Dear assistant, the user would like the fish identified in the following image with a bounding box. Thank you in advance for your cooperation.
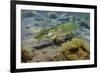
[34,22,79,40]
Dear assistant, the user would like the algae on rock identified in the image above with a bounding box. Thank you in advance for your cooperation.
[58,38,90,60]
[21,48,34,62]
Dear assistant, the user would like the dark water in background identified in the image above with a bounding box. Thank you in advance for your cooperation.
[21,10,90,47]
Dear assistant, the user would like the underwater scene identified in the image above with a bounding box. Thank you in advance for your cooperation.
[21,10,90,63]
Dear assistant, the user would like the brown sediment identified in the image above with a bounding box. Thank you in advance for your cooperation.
[21,38,90,62]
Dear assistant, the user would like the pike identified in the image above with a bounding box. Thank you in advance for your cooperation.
[35,22,79,40]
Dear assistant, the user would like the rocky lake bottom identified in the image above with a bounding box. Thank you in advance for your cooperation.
[21,10,90,63]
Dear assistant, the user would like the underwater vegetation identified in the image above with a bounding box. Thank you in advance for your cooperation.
[59,38,90,60]
[40,38,90,61]
[21,10,90,62]
[21,48,33,62]
[21,38,90,62]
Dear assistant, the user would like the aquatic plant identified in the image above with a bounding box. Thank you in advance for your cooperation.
[21,48,33,62]
[59,38,90,60]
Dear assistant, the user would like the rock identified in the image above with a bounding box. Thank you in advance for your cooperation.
[79,20,90,29]
[33,40,53,49]
[48,13,58,19]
